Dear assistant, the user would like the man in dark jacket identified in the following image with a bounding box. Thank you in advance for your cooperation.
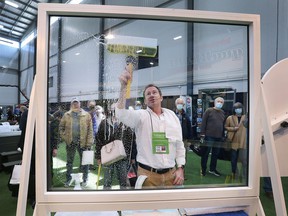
[200,97,225,177]
[18,106,28,151]
[175,97,192,179]
[175,97,192,144]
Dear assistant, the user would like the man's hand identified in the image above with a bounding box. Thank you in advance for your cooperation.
[173,167,185,185]
[117,67,132,109]
[119,67,132,88]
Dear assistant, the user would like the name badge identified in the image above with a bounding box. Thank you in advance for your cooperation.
[152,132,169,154]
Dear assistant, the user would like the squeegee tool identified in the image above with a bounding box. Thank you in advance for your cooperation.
[106,35,157,98]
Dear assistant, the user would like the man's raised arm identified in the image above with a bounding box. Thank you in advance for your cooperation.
[117,67,131,109]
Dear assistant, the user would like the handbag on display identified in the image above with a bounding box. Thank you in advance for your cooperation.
[81,148,94,165]
[101,139,127,166]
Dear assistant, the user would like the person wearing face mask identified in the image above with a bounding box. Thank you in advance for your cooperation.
[175,98,192,149]
[200,97,225,177]
[175,97,192,180]
[225,102,247,179]
[115,67,186,188]
[134,101,142,110]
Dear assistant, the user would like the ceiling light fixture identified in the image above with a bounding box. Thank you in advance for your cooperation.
[0,37,19,48]
[5,0,19,8]
[173,35,182,40]
[105,34,114,39]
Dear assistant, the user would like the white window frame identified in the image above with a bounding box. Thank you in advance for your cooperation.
[23,3,261,215]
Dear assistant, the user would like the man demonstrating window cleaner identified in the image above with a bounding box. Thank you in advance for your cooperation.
[116,67,186,188]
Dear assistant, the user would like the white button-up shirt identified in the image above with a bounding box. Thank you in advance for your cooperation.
[116,107,185,169]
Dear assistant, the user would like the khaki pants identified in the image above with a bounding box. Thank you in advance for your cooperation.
[138,166,176,188]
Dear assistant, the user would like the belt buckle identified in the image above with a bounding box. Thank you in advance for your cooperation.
[150,168,157,173]
[151,168,157,173]
[156,168,163,174]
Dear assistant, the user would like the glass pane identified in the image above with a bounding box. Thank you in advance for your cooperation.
[47,15,249,191]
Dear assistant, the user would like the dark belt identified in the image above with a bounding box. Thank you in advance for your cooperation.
[138,163,173,174]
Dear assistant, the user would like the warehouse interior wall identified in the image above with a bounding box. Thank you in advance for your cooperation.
[0,0,288,105]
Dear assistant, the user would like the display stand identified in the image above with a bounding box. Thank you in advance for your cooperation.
[15,3,267,216]
[260,58,288,216]
[16,75,37,216]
